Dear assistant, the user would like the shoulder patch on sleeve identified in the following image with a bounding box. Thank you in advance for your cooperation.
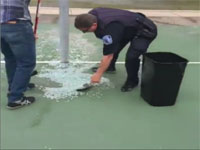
[102,35,113,45]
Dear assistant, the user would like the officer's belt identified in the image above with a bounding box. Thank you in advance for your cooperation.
[136,13,155,31]
[135,13,157,39]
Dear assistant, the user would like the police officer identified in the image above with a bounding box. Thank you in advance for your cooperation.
[75,7,157,92]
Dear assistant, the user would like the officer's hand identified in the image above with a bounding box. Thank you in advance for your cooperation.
[91,73,101,83]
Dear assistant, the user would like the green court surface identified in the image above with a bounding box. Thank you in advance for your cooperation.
[1,23,200,149]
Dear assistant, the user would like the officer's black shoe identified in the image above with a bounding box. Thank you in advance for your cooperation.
[91,66,116,73]
[121,80,138,92]
[27,83,35,90]
[106,67,116,73]
[7,96,35,110]
[91,67,98,72]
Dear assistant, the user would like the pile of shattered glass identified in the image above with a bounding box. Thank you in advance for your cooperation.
[37,30,113,101]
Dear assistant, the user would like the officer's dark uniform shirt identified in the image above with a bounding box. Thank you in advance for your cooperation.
[90,8,157,56]
[95,21,138,56]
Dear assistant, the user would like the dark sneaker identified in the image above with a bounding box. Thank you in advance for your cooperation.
[31,70,38,76]
[121,81,138,92]
[27,83,35,90]
[7,96,35,110]
[91,66,116,73]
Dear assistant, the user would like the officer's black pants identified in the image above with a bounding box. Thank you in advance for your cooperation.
[109,36,156,83]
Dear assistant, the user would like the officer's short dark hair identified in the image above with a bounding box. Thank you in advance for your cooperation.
[75,14,97,29]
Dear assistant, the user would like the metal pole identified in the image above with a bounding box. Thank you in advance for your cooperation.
[59,0,69,63]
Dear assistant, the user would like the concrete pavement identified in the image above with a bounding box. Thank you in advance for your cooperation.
[29,7,200,25]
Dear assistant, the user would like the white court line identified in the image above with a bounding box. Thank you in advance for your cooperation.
[1,60,200,64]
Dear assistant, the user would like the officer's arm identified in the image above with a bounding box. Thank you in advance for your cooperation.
[91,22,123,83]
[91,54,113,83]
[97,54,114,75]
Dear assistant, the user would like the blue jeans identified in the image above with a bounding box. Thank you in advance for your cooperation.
[1,21,36,102]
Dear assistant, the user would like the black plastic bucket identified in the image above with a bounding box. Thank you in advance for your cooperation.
[141,52,188,106]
